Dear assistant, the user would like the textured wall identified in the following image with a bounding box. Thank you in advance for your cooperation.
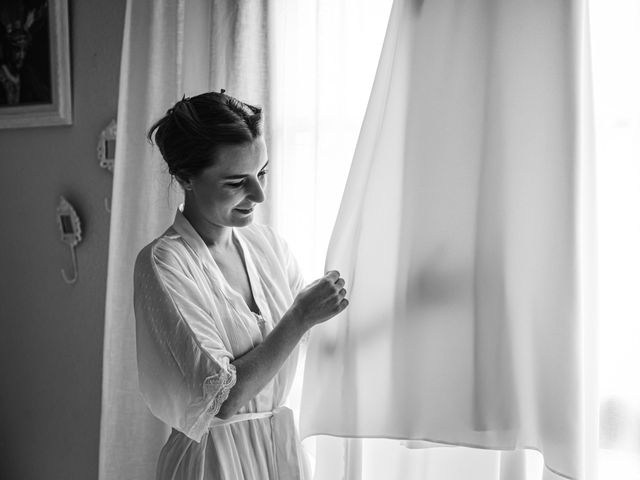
[0,0,126,478]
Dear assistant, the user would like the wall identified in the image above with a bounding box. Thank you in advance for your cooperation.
[0,0,126,478]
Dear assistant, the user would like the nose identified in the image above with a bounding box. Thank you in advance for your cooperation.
[247,177,265,204]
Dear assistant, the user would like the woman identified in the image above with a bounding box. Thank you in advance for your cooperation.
[134,90,348,479]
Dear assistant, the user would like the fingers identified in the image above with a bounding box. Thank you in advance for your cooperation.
[326,271,346,290]
[324,271,350,312]
[326,272,347,294]
[325,270,340,282]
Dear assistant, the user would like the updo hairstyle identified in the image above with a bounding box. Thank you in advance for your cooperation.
[147,90,263,183]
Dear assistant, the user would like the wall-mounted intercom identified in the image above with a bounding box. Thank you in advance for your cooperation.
[57,196,82,284]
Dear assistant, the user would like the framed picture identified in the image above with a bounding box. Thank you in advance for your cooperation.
[0,0,71,129]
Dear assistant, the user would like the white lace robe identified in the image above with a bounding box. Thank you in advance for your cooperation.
[134,210,308,479]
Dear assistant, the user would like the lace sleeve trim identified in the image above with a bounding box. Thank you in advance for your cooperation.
[204,364,237,417]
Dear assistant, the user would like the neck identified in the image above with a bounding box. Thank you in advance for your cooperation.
[181,198,234,250]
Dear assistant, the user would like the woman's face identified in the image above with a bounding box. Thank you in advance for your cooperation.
[182,136,268,229]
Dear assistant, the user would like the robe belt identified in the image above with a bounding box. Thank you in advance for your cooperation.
[209,406,302,479]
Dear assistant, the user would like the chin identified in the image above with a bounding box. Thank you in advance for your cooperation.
[235,217,254,227]
[231,212,255,227]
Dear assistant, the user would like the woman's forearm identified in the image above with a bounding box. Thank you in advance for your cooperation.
[217,308,307,418]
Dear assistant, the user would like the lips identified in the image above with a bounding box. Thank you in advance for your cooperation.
[235,206,254,213]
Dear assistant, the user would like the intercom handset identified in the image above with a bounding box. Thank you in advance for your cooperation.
[57,196,82,284]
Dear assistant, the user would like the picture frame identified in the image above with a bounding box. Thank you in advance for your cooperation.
[0,0,71,129]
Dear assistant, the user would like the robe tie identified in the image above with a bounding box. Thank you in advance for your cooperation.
[209,406,302,479]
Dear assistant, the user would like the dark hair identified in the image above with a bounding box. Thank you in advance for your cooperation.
[147,90,263,182]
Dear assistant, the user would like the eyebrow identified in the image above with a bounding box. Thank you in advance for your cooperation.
[222,160,269,180]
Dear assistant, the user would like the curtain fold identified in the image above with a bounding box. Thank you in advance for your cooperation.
[98,3,186,478]
[98,2,271,479]
[300,0,595,479]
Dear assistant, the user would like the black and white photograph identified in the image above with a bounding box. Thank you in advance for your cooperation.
[0,0,51,106]
[0,1,638,479]
[0,0,70,128]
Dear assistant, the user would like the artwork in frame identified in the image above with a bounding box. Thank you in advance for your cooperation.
[0,0,71,129]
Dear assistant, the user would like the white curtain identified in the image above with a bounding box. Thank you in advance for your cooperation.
[299,1,596,479]
[266,0,393,440]
[590,0,640,477]
[98,2,271,479]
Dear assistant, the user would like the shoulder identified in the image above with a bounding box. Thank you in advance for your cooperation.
[135,229,194,279]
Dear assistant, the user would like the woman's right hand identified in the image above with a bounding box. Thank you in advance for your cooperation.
[290,270,349,330]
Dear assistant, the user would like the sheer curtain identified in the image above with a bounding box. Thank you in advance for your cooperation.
[98,2,271,479]
[268,0,393,276]
[293,0,596,479]
[285,1,640,479]
[590,1,640,478]
[266,0,393,450]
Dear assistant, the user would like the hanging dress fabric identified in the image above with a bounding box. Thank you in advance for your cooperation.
[300,0,592,479]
